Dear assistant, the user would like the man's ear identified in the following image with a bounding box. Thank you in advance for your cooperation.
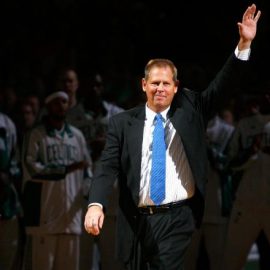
[142,78,146,92]
[174,80,179,93]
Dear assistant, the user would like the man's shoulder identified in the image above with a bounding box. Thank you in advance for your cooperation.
[65,123,84,138]
[105,105,145,133]
[24,124,47,145]
[29,122,46,134]
[0,112,16,130]
[172,88,200,110]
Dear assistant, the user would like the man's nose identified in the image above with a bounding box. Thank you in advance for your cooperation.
[157,83,164,91]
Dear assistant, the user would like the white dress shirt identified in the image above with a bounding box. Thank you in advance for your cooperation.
[138,105,195,206]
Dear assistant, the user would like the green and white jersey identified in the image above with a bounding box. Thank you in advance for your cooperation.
[0,112,18,173]
[22,121,92,235]
[0,112,21,219]
[38,102,95,155]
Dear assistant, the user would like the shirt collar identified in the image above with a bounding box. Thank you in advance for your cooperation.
[45,121,74,138]
[145,103,170,123]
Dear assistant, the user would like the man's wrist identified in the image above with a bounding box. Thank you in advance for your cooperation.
[88,203,103,210]
[234,46,251,61]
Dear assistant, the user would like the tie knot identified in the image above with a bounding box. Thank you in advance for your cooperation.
[155,113,164,124]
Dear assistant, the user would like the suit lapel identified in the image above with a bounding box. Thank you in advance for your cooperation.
[126,107,145,200]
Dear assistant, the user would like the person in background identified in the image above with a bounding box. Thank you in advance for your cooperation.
[0,112,21,270]
[56,67,99,270]
[83,72,124,163]
[21,91,92,270]
[184,107,235,270]
[222,96,270,270]
[38,68,95,153]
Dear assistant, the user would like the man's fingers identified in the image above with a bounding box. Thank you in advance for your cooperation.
[245,4,261,23]
[84,217,100,235]
[99,214,104,229]
[84,217,92,232]
[91,218,100,235]
[254,10,261,23]
[84,207,104,236]
[84,205,104,234]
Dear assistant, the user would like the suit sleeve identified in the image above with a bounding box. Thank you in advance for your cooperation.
[200,54,250,122]
[88,116,121,210]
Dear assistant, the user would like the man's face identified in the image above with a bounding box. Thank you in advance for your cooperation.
[47,97,69,120]
[21,104,35,128]
[142,66,178,112]
[93,73,104,96]
[61,70,79,96]
[26,96,40,116]
[221,110,234,125]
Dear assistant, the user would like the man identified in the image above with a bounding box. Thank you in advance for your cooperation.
[83,72,125,162]
[56,68,103,270]
[221,97,270,270]
[85,4,260,269]
[22,91,92,270]
[38,68,95,154]
[0,112,21,270]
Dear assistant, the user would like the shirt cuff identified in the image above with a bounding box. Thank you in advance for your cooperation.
[234,46,251,61]
[88,203,103,209]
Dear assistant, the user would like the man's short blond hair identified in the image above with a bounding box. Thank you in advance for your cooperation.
[144,59,178,82]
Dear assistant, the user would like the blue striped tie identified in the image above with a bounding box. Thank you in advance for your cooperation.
[150,113,166,205]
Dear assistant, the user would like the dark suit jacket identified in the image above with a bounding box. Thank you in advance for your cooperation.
[88,53,249,262]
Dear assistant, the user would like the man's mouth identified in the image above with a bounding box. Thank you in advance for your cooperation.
[155,95,166,99]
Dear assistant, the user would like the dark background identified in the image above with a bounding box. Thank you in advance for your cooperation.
[0,0,269,107]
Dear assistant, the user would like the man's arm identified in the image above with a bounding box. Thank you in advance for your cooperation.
[84,116,121,236]
[200,4,261,122]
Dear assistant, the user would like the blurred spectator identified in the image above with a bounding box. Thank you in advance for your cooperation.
[184,107,235,270]
[56,67,98,270]
[0,86,19,123]
[24,93,41,118]
[219,107,235,126]
[82,72,124,270]
[16,102,37,152]
[38,67,96,155]
[83,72,124,162]
[0,112,21,270]
[222,97,270,270]
[57,68,80,109]
[21,91,93,270]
